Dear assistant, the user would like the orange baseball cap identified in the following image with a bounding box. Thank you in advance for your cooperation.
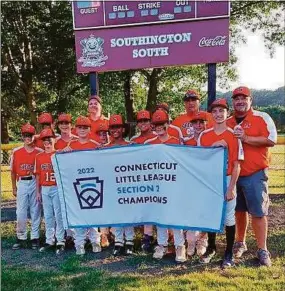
[137,110,151,121]
[38,113,53,124]
[21,123,36,135]
[94,120,109,132]
[156,102,170,113]
[109,114,124,127]
[232,86,251,98]
[75,116,91,127]
[210,98,229,111]
[191,111,208,122]
[58,113,72,123]
[40,128,55,140]
[88,95,102,104]
[151,110,169,124]
[184,89,200,101]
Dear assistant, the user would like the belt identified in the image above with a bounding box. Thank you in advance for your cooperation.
[20,176,33,181]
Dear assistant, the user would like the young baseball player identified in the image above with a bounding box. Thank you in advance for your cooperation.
[67,116,102,255]
[145,110,186,263]
[11,124,42,250]
[55,113,77,150]
[35,129,65,254]
[106,114,134,256]
[34,113,54,149]
[198,99,242,268]
[184,112,208,258]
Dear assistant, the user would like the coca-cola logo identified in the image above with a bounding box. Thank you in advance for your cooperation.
[199,36,227,47]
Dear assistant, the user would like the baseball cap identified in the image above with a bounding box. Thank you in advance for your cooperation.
[58,113,72,123]
[232,86,251,99]
[184,89,200,101]
[40,128,56,140]
[137,110,151,121]
[75,116,91,127]
[191,111,208,122]
[38,113,53,124]
[151,110,169,125]
[88,95,102,104]
[21,123,36,135]
[109,114,124,127]
[94,120,109,132]
[156,102,170,113]
[210,98,229,111]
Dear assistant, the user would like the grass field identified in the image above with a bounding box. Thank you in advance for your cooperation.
[1,145,285,290]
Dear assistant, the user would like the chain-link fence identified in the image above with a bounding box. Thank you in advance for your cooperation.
[1,142,285,200]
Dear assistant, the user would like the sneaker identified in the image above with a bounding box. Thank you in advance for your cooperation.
[31,239,40,250]
[12,239,26,250]
[92,242,102,253]
[233,242,248,258]
[65,236,75,249]
[125,243,134,256]
[175,245,187,263]
[196,238,208,256]
[76,245,85,255]
[39,243,55,252]
[141,235,155,253]
[153,245,167,260]
[221,251,235,269]
[257,249,272,267]
[200,248,216,264]
[187,242,196,257]
[113,243,124,256]
[56,242,65,255]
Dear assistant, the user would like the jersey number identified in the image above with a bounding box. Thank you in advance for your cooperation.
[45,172,55,182]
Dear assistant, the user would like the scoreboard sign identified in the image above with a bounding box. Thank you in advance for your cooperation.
[73,1,230,73]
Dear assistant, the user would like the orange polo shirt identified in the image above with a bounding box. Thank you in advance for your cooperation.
[69,140,98,150]
[131,132,157,144]
[199,128,239,176]
[145,136,180,145]
[35,151,56,186]
[227,109,277,176]
[10,146,43,177]
[172,111,213,138]
[55,135,78,150]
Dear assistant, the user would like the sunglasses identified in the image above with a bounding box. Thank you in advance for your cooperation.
[22,133,33,138]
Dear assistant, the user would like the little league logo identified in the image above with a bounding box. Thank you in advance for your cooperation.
[73,177,103,209]
[78,35,108,68]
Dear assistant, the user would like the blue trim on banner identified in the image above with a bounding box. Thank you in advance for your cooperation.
[81,183,96,189]
[54,154,70,227]
[219,147,228,232]
[67,222,223,233]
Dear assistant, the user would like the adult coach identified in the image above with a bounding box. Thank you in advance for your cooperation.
[227,86,277,266]
[172,89,213,139]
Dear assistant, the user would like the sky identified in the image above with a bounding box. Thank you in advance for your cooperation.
[227,31,284,92]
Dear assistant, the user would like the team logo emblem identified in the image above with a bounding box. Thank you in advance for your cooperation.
[73,177,104,209]
[78,35,108,68]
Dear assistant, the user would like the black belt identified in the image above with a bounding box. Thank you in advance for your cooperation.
[20,176,33,180]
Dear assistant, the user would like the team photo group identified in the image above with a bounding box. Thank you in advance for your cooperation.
[10,85,277,269]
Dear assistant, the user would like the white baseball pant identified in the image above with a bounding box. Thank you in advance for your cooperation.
[16,178,41,240]
[41,186,65,245]
[74,228,101,248]
[112,227,134,245]
[224,175,236,227]
[157,227,185,247]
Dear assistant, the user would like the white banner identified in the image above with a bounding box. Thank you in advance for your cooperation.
[52,144,227,232]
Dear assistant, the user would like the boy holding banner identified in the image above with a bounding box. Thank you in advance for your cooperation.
[145,110,186,263]
[35,128,65,254]
[69,116,102,255]
[106,114,134,256]
[198,99,242,268]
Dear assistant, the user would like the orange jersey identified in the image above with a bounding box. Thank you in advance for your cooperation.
[88,115,109,142]
[168,124,183,143]
[184,137,197,146]
[227,109,277,176]
[145,136,180,145]
[35,151,56,186]
[172,111,213,137]
[55,135,78,150]
[130,132,157,144]
[69,140,98,150]
[198,128,239,176]
[10,146,42,177]
[105,139,129,147]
